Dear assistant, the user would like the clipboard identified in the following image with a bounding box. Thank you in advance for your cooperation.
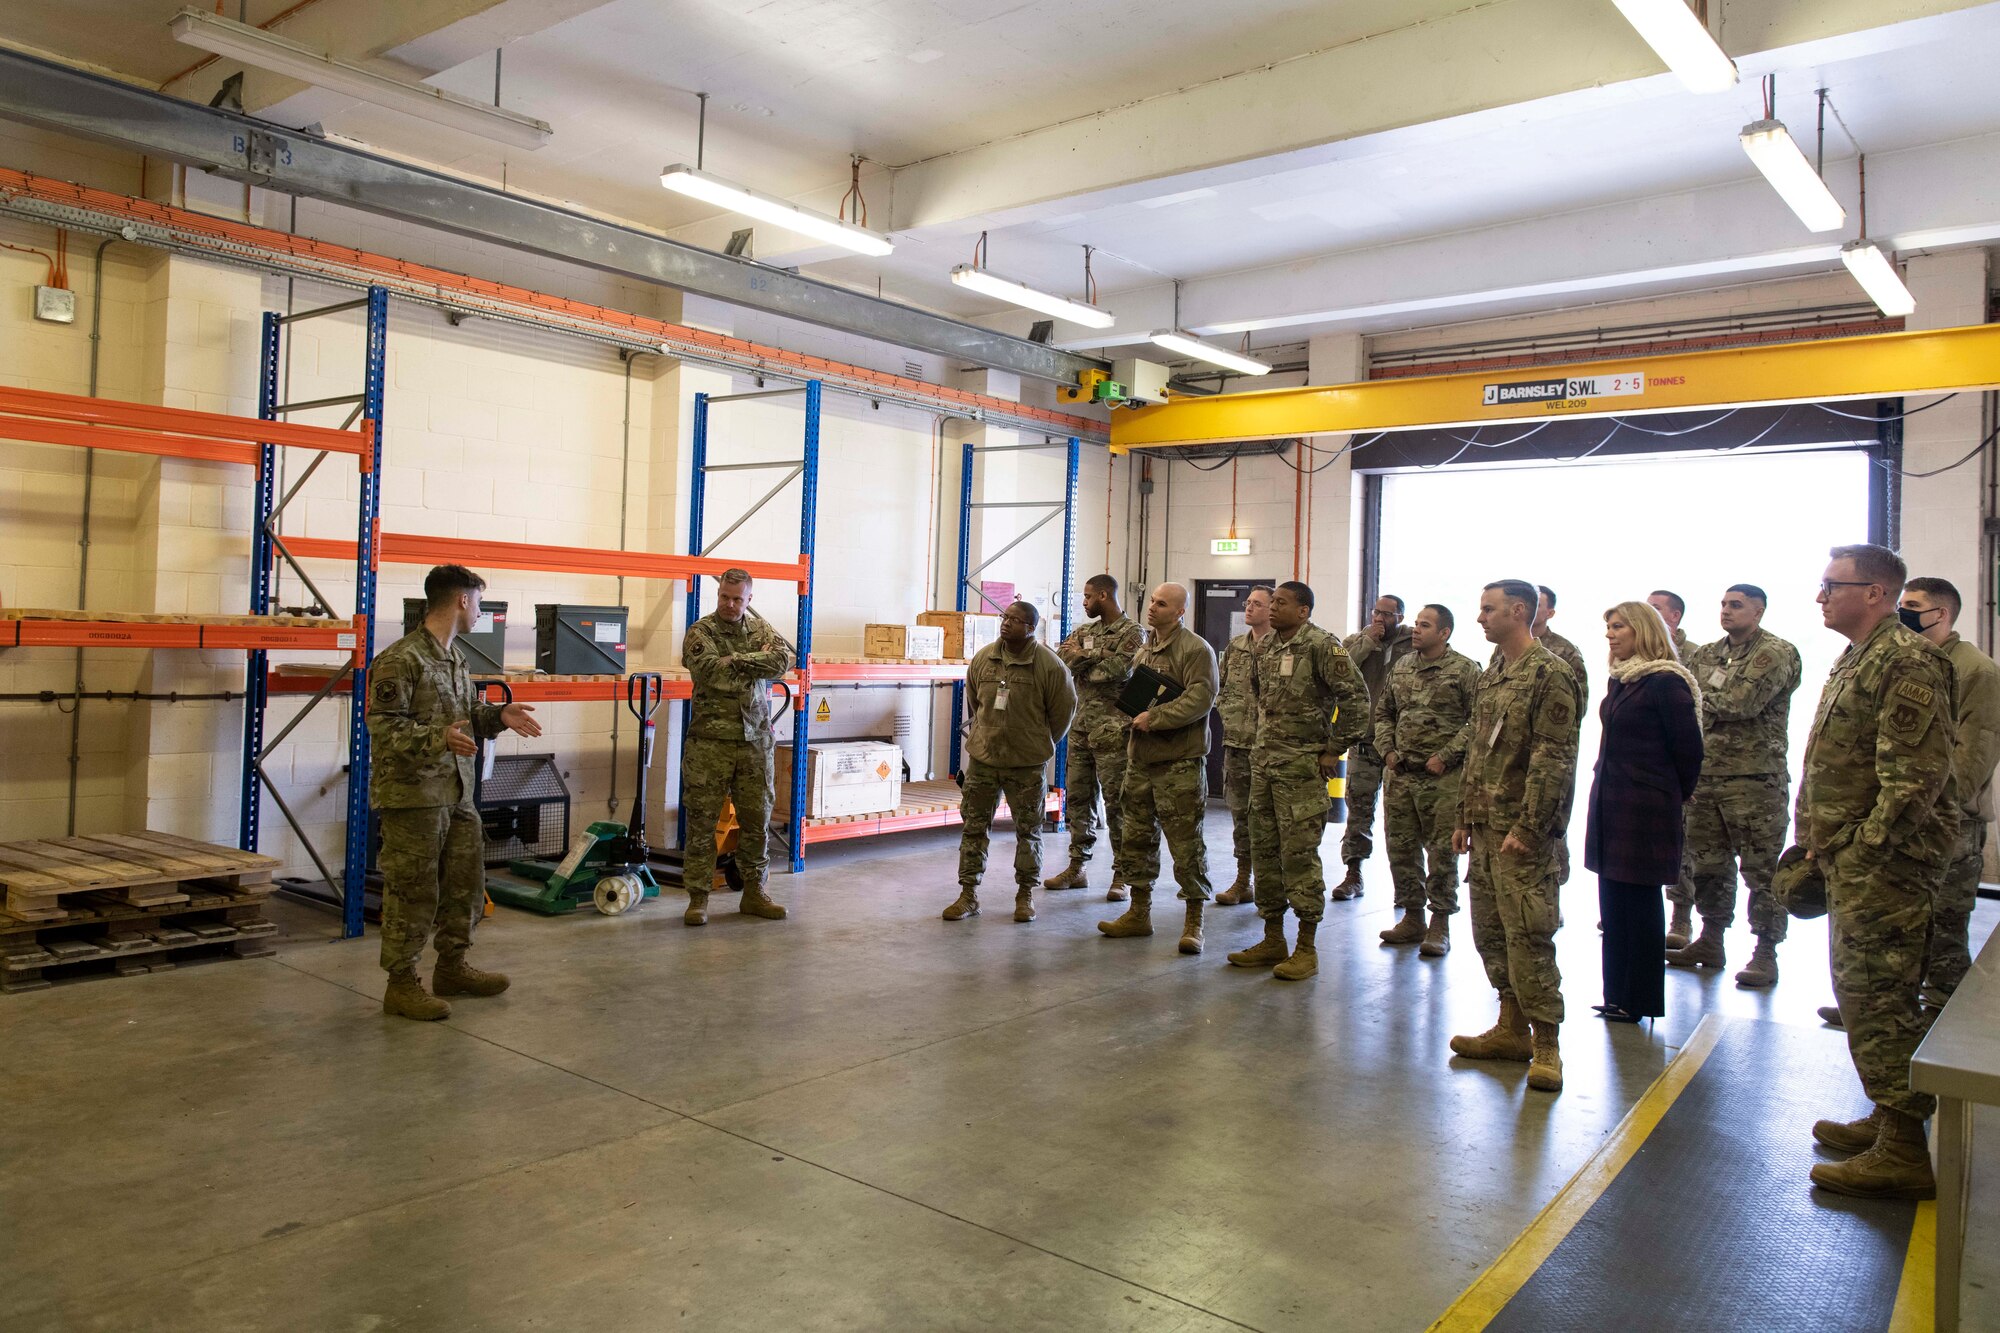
[1116,662,1183,717]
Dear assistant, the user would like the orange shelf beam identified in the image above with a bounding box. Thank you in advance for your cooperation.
[284,533,810,589]
[467,674,804,706]
[800,792,1062,845]
[0,385,374,462]
[4,618,360,654]
[809,661,968,684]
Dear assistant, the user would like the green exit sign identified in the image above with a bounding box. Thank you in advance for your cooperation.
[1210,537,1253,556]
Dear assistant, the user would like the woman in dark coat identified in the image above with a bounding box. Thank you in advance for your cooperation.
[1584,600,1704,1021]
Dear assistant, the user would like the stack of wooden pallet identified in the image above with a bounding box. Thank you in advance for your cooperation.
[0,832,281,993]
[0,608,341,627]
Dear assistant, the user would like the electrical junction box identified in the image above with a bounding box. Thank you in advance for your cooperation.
[404,597,508,674]
[34,285,75,324]
[1112,357,1171,405]
[535,604,628,674]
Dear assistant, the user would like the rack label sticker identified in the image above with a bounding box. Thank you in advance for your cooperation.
[1481,370,1648,408]
[338,633,357,648]
[594,621,624,644]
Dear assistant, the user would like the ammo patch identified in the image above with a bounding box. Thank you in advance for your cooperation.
[1894,679,1934,708]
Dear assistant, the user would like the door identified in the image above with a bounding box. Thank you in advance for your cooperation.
[1194,577,1280,794]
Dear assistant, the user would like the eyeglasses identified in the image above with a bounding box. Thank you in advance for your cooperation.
[1818,579,1877,596]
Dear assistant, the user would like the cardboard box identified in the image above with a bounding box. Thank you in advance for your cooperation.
[776,741,904,819]
[917,610,1001,660]
[864,623,945,661]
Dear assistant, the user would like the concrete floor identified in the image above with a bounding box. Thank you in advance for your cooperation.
[3,806,1995,1332]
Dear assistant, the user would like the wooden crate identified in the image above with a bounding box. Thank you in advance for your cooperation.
[0,831,278,922]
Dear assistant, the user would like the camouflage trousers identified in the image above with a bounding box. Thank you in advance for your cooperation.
[1251,749,1331,922]
[1924,815,1984,998]
[958,758,1047,891]
[1063,730,1128,871]
[683,736,775,894]
[1825,839,1940,1119]
[1384,768,1461,915]
[378,800,485,974]
[1339,743,1385,865]
[1466,824,1565,1025]
[1222,744,1253,876]
[1118,755,1212,902]
[1673,772,1790,941]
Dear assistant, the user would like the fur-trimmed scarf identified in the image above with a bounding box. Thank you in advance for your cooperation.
[1607,654,1702,715]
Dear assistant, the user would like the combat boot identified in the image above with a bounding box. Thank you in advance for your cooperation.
[1450,994,1533,1062]
[1812,1106,1886,1154]
[1043,861,1087,891]
[1106,880,1130,902]
[684,889,710,927]
[1179,901,1204,955]
[942,889,979,921]
[434,952,509,998]
[1527,1022,1563,1092]
[383,969,450,1021]
[1272,919,1318,979]
[739,882,788,920]
[1215,869,1254,905]
[1330,862,1364,901]
[1379,908,1426,945]
[1420,911,1452,958]
[1228,915,1289,967]
[1014,889,1036,923]
[1734,937,1779,989]
[1665,920,1726,969]
[1665,902,1693,951]
[1810,1110,1936,1199]
[1817,1004,1845,1028]
[1099,886,1154,938]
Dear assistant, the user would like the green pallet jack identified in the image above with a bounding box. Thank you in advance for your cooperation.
[488,674,665,916]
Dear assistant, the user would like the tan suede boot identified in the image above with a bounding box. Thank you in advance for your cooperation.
[1450,994,1533,1062]
[1227,915,1289,967]
[1014,889,1036,923]
[739,882,787,920]
[1043,862,1087,890]
[1812,1106,1886,1154]
[434,952,509,998]
[383,969,450,1020]
[1099,886,1154,937]
[1664,902,1694,951]
[1272,919,1318,979]
[1179,900,1204,955]
[942,889,979,921]
[684,889,710,927]
[1734,938,1779,989]
[1527,1021,1563,1092]
[1419,911,1452,958]
[1330,862,1364,901]
[1810,1110,1935,1199]
[1105,881,1130,902]
[1379,908,1426,944]
[1215,869,1254,906]
[1817,1004,1845,1028]
[1665,920,1726,969]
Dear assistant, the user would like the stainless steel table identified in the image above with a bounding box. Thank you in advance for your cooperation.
[1911,923,2000,1332]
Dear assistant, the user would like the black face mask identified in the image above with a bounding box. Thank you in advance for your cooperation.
[1897,607,1934,634]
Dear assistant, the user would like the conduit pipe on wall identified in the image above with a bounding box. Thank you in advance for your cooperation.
[64,234,118,835]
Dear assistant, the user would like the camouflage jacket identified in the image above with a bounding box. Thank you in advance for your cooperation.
[1455,640,1582,848]
[1796,614,1957,866]
[366,626,505,809]
[1490,630,1591,703]
[1128,623,1220,765]
[1684,628,1801,777]
[1251,621,1371,761]
[1342,626,1416,707]
[1056,613,1142,747]
[1374,647,1480,771]
[683,609,796,747]
[1943,633,2000,821]
[964,638,1077,769]
[1217,628,1272,749]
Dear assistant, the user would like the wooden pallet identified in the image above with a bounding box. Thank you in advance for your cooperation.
[3,931,276,993]
[2,889,275,992]
[0,608,340,627]
[0,831,279,922]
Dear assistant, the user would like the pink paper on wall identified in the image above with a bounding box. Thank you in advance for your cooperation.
[978,580,1016,614]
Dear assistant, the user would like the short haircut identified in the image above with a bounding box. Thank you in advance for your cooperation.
[1537,584,1557,607]
[1830,543,1906,592]
[1649,589,1686,618]
[1246,584,1274,602]
[1006,599,1040,629]
[1486,579,1538,619]
[1905,576,1963,620]
[1277,580,1315,611]
[1085,573,1118,595]
[1379,593,1406,614]
[1726,582,1768,607]
[1607,600,1677,663]
[424,564,486,609]
[718,567,753,588]
[1421,603,1454,634]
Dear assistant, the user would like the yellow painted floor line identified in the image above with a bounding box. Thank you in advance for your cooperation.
[1427,1015,1726,1333]
[1887,1200,1936,1333]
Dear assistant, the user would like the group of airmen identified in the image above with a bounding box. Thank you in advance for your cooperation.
[372,542,1996,1200]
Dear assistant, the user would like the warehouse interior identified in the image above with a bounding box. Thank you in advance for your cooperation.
[4,2,2000,1329]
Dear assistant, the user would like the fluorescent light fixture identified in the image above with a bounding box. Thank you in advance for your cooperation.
[1840,240,1915,317]
[1608,0,1738,94]
[1740,120,1844,232]
[168,8,552,150]
[1149,330,1271,376]
[949,265,1114,328]
[660,164,894,257]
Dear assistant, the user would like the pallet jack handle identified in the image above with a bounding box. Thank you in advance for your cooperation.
[469,678,513,805]
[625,672,664,845]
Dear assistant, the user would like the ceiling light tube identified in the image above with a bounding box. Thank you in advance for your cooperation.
[660,164,893,257]
[1148,330,1270,376]
[1840,240,1915,317]
[168,8,552,150]
[1739,120,1845,232]
[1608,0,1738,94]
[949,265,1115,328]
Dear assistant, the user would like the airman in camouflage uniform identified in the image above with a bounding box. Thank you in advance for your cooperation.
[1336,595,1416,901]
[1452,579,1581,1093]
[681,569,797,926]
[1226,580,1370,981]
[1488,585,1588,886]
[1801,545,1955,1201]
[371,565,542,1020]
[1047,574,1142,900]
[944,601,1077,924]
[1374,603,1478,957]
[1215,586,1274,906]
[1668,584,1801,987]
[1099,583,1219,953]
[1899,577,2000,1004]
